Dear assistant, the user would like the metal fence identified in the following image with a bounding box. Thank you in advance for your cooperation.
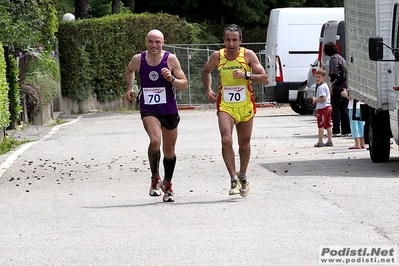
[164,43,266,105]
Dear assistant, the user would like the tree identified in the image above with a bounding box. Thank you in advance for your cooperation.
[122,0,135,12]
[303,0,344,6]
[111,0,120,14]
[133,0,270,28]
[75,0,89,18]
[0,45,10,130]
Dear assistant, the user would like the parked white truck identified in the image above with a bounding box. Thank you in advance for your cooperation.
[346,0,399,162]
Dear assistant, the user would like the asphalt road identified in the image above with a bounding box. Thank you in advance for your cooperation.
[0,106,398,265]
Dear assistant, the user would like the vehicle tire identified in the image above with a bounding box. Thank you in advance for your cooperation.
[299,91,315,115]
[368,110,391,163]
[289,101,308,115]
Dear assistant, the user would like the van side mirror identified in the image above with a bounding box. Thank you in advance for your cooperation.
[369,36,384,61]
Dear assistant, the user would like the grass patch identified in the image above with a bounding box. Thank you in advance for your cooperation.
[49,117,67,126]
[119,107,130,112]
[0,137,29,155]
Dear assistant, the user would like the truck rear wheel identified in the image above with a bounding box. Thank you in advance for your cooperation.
[299,92,315,114]
[368,110,391,163]
[289,101,308,115]
[290,89,314,115]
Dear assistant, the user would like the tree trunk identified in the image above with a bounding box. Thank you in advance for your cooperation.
[75,0,89,19]
[123,0,135,13]
[112,0,120,14]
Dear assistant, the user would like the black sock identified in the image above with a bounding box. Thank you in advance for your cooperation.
[163,155,176,183]
[148,149,160,177]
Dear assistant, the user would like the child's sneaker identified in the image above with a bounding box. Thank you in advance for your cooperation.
[149,176,162,196]
[314,141,324,147]
[162,181,175,202]
[324,141,333,147]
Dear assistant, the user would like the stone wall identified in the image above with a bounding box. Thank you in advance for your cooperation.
[60,93,135,115]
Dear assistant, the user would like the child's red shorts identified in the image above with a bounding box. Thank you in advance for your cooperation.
[317,106,332,129]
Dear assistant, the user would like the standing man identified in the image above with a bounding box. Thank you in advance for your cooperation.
[201,24,269,197]
[125,29,188,202]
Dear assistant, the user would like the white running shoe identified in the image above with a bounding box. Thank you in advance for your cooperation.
[149,176,162,197]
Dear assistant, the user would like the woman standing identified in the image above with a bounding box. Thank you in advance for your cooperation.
[323,42,351,137]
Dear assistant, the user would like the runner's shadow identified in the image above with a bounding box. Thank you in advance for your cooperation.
[84,198,241,209]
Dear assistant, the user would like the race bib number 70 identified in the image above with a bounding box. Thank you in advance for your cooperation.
[223,85,246,102]
[143,87,167,105]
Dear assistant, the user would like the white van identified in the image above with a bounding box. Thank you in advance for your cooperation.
[264,7,344,114]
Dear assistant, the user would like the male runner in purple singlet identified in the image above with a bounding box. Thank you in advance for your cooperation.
[125,29,188,202]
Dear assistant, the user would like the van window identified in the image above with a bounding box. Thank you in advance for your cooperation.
[394,4,399,49]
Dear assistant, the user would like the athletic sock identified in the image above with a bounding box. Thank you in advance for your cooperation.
[163,155,176,183]
[148,149,160,177]
[237,171,247,180]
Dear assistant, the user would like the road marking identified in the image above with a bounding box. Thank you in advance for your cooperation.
[0,117,80,178]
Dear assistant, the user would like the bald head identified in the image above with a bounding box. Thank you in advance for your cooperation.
[146,29,164,41]
[145,29,165,55]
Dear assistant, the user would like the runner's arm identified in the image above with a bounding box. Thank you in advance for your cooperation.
[166,54,188,91]
[246,50,270,85]
[202,51,219,103]
[125,54,140,101]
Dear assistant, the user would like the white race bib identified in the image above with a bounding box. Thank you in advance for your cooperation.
[223,85,246,102]
[143,87,167,105]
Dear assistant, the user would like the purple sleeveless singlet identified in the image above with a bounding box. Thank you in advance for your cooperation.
[138,51,178,115]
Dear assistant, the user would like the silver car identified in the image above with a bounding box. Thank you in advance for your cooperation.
[303,57,318,100]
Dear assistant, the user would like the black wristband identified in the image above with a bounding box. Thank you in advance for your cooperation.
[170,76,175,83]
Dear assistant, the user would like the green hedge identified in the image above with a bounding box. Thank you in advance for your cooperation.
[0,45,10,129]
[7,55,22,123]
[0,0,58,51]
[57,13,202,102]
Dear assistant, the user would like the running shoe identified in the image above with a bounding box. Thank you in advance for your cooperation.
[229,179,241,195]
[239,179,250,197]
[149,176,162,197]
[162,181,175,202]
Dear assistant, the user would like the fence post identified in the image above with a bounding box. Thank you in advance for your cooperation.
[186,46,191,106]
[258,50,264,102]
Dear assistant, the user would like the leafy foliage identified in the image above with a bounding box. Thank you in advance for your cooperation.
[132,0,344,27]
[22,50,60,121]
[7,55,22,123]
[24,50,61,82]
[134,0,270,28]
[89,0,111,17]
[0,0,58,51]
[0,45,10,129]
[0,136,28,155]
[56,0,75,20]
[21,84,40,117]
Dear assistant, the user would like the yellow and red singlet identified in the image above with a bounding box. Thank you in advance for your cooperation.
[217,47,255,108]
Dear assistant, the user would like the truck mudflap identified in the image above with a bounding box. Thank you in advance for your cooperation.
[363,106,392,163]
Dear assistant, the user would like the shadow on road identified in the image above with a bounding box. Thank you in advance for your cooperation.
[83,198,241,209]
[260,157,399,178]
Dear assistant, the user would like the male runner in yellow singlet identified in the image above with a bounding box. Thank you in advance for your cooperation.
[202,24,269,197]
